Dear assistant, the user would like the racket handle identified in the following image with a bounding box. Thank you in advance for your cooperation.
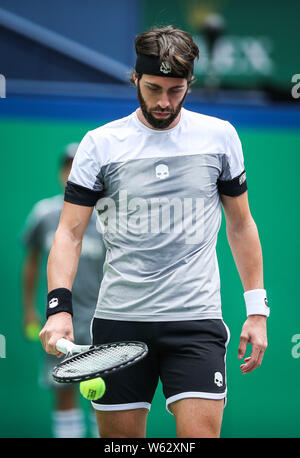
[56,338,75,355]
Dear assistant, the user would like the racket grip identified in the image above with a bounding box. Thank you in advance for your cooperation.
[56,338,75,355]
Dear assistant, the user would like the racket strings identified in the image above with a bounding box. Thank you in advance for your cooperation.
[54,343,144,379]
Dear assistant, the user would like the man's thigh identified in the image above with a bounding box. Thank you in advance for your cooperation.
[169,398,224,438]
[91,318,159,413]
[95,408,149,438]
[159,320,230,412]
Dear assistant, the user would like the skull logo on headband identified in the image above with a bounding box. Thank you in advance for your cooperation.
[135,54,187,78]
[160,61,172,74]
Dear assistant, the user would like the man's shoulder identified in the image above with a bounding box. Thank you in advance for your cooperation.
[182,108,232,148]
[89,112,136,140]
[183,108,229,130]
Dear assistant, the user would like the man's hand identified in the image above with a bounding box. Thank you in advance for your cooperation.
[238,315,268,373]
[39,312,74,357]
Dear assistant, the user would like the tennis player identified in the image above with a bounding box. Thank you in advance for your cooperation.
[22,143,106,437]
[40,26,269,438]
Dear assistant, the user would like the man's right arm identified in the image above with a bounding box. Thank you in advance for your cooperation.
[39,201,93,355]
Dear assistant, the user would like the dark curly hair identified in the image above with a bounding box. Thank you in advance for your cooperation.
[130,25,199,84]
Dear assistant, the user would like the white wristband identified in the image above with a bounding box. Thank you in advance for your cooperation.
[244,289,270,317]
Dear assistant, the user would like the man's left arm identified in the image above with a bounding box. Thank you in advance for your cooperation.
[221,191,269,374]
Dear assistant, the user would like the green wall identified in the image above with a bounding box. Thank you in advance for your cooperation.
[1,118,299,437]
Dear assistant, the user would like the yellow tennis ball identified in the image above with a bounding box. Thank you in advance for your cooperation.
[25,322,41,341]
[80,378,106,401]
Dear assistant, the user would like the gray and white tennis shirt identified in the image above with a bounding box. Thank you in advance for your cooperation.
[66,108,247,322]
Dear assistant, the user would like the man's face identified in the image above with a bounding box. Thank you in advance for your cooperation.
[135,74,188,129]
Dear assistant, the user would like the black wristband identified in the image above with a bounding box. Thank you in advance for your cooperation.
[46,288,73,319]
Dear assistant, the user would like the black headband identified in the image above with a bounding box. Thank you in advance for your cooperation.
[135,54,191,78]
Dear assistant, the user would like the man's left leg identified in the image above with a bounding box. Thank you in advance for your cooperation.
[160,320,230,438]
[169,398,224,438]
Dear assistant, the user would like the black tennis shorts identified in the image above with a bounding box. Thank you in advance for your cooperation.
[91,318,230,414]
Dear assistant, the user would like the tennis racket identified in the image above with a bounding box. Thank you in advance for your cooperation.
[52,338,148,383]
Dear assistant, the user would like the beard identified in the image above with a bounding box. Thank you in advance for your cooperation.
[137,82,188,130]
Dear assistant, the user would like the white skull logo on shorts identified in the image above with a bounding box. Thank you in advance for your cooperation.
[155,163,169,180]
[214,372,223,388]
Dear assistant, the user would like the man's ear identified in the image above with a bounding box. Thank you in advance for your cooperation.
[132,71,138,87]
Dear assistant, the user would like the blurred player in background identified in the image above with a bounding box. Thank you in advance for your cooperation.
[22,143,106,438]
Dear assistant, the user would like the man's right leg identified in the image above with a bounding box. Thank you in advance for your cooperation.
[95,408,149,438]
[91,319,159,438]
